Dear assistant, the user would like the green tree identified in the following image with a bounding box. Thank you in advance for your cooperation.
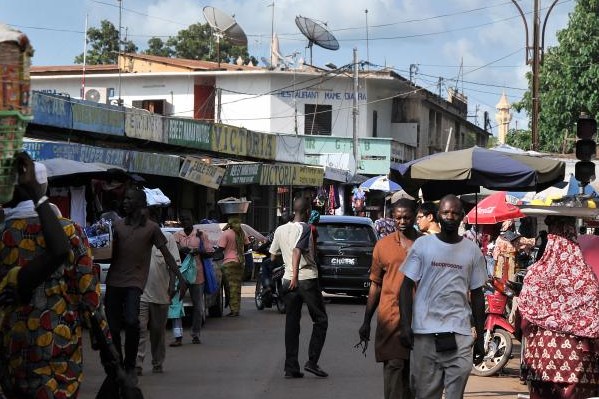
[74,20,138,64]
[144,37,173,57]
[505,128,533,150]
[513,0,599,153]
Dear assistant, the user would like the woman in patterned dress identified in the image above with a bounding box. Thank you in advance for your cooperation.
[518,215,599,399]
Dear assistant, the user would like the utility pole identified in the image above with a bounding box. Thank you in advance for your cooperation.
[117,0,122,105]
[353,48,359,175]
[511,0,560,151]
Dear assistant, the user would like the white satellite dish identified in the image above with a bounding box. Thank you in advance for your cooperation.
[203,6,248,67]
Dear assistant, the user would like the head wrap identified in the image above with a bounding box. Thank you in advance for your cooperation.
[518,217,599,338]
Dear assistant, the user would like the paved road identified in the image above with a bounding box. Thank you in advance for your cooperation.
[78,283,528,399]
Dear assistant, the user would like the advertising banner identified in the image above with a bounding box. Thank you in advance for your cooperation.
[30,92,72,129]
[125,108,165,143]
[129,152,180,177]
[222,163,261,185]
[246,130,277,160]
[71,99,125,136]
[179,156,225,189]
[275,134,305,163]
[211,123,247,156]
[259,164,323,186]
[166,118,211,149]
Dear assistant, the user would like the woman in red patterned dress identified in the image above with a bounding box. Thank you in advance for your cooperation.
[518,215,599,399]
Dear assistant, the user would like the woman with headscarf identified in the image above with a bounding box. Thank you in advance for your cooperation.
[518,215,599,399]
[492,219,535,282]
[217,216,249,317]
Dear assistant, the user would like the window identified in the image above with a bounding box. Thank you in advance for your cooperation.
[132,99,168,115]
[392,97,405,123]
[304,104,332,135]
[372,110,378,137]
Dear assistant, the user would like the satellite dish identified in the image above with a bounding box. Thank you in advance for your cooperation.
[203,6,248,67]
[295,16,339,64]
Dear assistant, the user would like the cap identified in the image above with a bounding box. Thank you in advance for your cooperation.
[33,162,47,185]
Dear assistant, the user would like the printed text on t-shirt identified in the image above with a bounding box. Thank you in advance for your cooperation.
[431,261,463,270]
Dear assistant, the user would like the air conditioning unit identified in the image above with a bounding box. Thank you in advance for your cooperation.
[84,87,109,104]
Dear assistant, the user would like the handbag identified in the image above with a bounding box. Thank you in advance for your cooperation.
[212,247,225,262]
[203,258,219,294]
[180,254,197,284]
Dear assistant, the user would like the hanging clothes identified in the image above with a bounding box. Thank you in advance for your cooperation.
[70,186,87,227]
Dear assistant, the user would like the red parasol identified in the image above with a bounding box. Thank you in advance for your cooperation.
[465,191,525,224]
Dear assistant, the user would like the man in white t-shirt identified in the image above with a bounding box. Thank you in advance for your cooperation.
[270,197,328,379]
[399,194,486,399]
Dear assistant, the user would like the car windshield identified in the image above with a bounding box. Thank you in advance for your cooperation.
[317,223,377,244]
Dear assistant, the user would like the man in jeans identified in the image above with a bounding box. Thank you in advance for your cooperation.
[270,197,328,379]
[399,195,486,399]
[104,188,186,383]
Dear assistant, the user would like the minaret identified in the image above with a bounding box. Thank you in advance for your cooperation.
[495,92,512,144]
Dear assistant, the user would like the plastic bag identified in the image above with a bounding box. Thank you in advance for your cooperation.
[203,258,218,294]
[181,254,197,284]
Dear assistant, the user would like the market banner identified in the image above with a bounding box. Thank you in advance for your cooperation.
[275,134,305,163]
[246,130,277,160]
[211,123,247,156]
[166,118,211,150]
[125,108,165,142]
[179,156,225,189]
[222,163,261,185]
[71,98,125,136]
[31,92,72,129]
[129,152,180,177]
[259,164,323,186]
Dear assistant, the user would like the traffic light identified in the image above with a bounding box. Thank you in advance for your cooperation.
[575,113,597,185]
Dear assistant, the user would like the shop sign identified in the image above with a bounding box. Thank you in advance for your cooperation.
[166,118,211,149]
[22,141,80,161]
[275,134,305,163]
[222,163,261,185]
[71,99,125,136]
[259,164,323,186]
[179,156,225,189]
[31,92,72,129]
[79,145,129,169]
[125,108,165,142]
[129,152,180,177]
[211,124,247,156]
[246,130,277,160]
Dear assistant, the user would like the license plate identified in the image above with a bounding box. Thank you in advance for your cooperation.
[329,257,356,266]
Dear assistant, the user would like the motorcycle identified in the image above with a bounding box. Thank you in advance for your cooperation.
[254,257,286,314]
[472,275,524,377]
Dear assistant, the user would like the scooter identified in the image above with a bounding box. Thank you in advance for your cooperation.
[254,257,286,314]
[472,276,523,377]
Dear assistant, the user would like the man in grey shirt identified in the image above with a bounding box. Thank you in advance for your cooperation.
[399,195,486,399]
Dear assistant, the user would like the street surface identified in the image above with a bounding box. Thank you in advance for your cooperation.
[78,283,528,399]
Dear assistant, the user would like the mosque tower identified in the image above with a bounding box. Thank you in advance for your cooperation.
[495,92,512,144]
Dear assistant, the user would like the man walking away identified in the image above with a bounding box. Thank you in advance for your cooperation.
[359,198,420,399]
[270,197,328,379]
[136,207,181,375]
[399,194,486,399]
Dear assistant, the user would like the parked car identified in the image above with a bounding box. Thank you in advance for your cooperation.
[315,216,377,296]
[95,223,265,318]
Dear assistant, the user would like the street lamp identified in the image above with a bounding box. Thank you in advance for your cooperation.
[511,0,560,151]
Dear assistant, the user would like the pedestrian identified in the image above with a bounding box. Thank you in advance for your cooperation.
[104,187,186,384]
[518,215,599,399]
[399,194,486,399]
[415,202,441,235]
[172,211,211,343]
[270,197,328,379]
[492,219,535,282]
[374,208,397,238]
[0,153,112,399]
[136,207,181,375]
[358,198,420,399]
[217,216,249,317]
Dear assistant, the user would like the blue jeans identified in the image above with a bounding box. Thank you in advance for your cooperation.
[104,286,142,371]
[282,278,328,373]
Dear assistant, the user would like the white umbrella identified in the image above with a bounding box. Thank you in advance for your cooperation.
[41,158,108,178]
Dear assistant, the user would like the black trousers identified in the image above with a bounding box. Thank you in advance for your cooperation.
[282,278,328,373]
[104,286,142,371]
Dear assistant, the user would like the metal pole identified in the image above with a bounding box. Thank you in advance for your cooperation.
[353,48,359,175]
[531,0,541,151]
[365,9,369,71]
[81,14,88,99]
[118,0,122,104]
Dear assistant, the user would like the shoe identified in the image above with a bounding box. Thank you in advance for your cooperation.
[304,362,328,378]
[226,311,239,317]
[169,339,182,347]
[192,336,201,344]
[152,365,163,374]
[135,366,143,376]
[284,371,304,379]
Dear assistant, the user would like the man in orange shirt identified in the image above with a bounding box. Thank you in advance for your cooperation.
[358,198,420,399]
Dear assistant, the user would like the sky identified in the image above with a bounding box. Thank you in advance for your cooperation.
[3,0,577,136]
